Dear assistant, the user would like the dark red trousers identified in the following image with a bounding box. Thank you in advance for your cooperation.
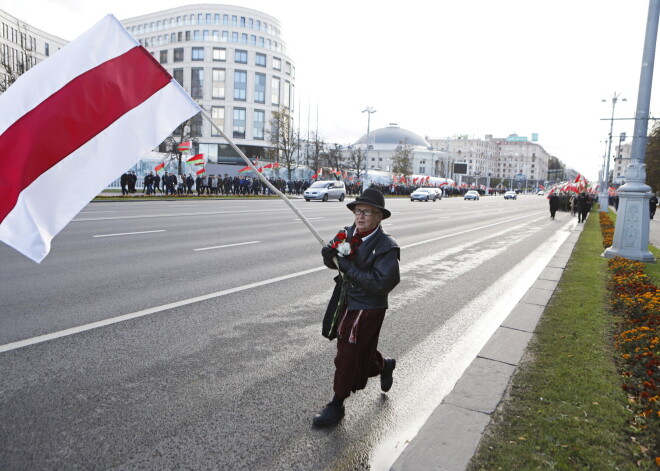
[333,308,386,399]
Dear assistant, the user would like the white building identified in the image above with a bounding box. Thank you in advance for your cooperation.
[429,134,550,187]
[353,124,449,177]
[613,141,632,184]
[0,8,68,90]
[122,4,295,166]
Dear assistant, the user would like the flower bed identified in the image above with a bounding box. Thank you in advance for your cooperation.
[600,212,659,451]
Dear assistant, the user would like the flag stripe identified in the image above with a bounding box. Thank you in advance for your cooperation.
[0,46,171,224]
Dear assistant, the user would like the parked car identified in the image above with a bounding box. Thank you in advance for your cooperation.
[464,190,480,201]
[504,191,517,200]
[410,188,438,202]
[537,190,545,196]
[303,180,346,202]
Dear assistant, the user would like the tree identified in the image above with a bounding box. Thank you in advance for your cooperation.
[645,122,660,192]
[326,144,343,173]
[392,139,414,177]
[347,147,366,182]
[1,21,37,93]
[267,106,299,180]
[160,113,199,175]
[308,131,325,175]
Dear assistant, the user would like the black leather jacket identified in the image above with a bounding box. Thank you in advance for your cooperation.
[323,224,400,310]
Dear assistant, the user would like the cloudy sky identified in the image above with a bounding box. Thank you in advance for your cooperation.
[2,0,658,180]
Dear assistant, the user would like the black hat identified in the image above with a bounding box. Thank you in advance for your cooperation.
[347,188,391,219]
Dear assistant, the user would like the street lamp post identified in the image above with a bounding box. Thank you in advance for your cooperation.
[362,106,376,181]
[599,92,626,212]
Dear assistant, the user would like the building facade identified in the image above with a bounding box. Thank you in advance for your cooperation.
[429,134,550,187]
[122,4,295,165]
[0,9,68,91]
[613,141,632,184]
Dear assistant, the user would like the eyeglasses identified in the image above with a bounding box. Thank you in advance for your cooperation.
[353,209,380,217]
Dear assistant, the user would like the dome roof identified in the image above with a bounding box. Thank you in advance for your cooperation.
[355,126,431,148]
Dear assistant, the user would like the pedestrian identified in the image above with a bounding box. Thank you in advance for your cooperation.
[120,172,129,196]
[548,192,559,219]
[651,192,658,220]
[314,188,400,427]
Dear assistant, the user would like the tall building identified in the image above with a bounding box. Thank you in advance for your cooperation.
[429,134,550,186]
[613,141,632,184]
[122,4,295,166]
[0,9,68,91]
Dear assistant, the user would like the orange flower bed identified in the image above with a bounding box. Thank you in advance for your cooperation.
[601,213,660,443]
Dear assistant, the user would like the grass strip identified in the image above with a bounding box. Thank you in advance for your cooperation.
[468,212,652,470]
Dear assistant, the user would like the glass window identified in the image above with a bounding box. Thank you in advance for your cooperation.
[232,15,237,26]
[193,30,200,41]
[173,47,184,62]
[189,14,195,25]
[234,70,247,101]
[213,47,226,61]
[256,20,261,31]
[271,77,280,105]
[241,17,246,27]
[185,31,191,41]
[253,110,265,140]
[235,49,247,63]
[233,108,246,138]
[45,42,49,56]
[203,30,209,41]
[177,16,182,26]
[232,32,238,42]
[222,31,228,42]
[249,18,254,29]
[170,33,175,43]
[212,69,225,99]
[206,14,211,24]
[178,32,183,42]
[191,68,204,98]
[192,47,204,60]
[211,107,224,136]
[173,68,183,86]
[159,50,168,64]
[223,14,229,25]
[273,57,281,71]
[241,33,247,44]
[259,37,264,48]
[285,61,291,75]
[250,35,256,46]
[284,80,290,109]
[191,113,202,137]
[255,53,266,67]
[254,72,266,103]
[212,30,219,41]
[214,14,220,25]
[198,14,203,25]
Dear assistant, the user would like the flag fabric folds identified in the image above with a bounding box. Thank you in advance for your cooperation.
[154,162,165,175]
[178,141,192,151]
[196,168,206,175]
[186,153,204,165]
[0,14,201,263]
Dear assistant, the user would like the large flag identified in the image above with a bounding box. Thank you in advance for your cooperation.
[178,141,192,152]
[186,153,204,166]
[0,15,201,263]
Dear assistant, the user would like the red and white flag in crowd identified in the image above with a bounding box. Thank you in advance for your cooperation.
[0,15,201,263]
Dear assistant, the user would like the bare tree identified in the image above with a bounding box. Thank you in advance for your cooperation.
[308,131,325,176]
[0,21,37,93]
[267,106,299,180]
[347,147,366,182]
[160,113,200,175]
[392,138,414,178]
[326,144,344,173]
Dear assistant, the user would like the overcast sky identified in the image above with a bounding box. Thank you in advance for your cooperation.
[2,0,658,181]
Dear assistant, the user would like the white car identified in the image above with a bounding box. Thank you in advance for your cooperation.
[304,180,346,202]
[464,190,480,201]
[504,191,517,200]
[410,188,438,202]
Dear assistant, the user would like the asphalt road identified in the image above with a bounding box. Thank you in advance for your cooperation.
[0,194,580,470]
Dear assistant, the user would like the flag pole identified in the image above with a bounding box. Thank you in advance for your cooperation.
[200,109,326,246]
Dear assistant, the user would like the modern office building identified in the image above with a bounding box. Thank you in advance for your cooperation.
[122,4,295,166]
[0,8,68,91]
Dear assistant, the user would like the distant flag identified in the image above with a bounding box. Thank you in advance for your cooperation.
[238,166,251,174]
[273,162,280,169]
[0,14,201,263]
[186,153,204,165]
[196,167,206,175]
[178,140,192,152]
[154,162,165,175]
[262,163,273,170]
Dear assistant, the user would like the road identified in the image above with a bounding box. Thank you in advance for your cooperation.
[1,194,576,470]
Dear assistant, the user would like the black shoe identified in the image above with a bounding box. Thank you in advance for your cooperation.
[381,358,396,392]
[312,403,345,426]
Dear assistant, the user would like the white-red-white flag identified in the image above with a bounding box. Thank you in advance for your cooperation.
[0,15,201,263]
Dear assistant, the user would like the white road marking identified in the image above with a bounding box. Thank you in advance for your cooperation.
[73,208,291,221]
[93,230,166,238]
[293,217,324,221]
[0,210,549,353]
[193,241,260,251]
[79,210,117,214]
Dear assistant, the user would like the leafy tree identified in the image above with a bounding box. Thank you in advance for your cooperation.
[645,122,660,192]
[347,147,366,181]
[1,21,37,93]
[392,139,414,177]
[267,106,299,180]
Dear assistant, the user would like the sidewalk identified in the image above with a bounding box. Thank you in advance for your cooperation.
[391,219,585,471]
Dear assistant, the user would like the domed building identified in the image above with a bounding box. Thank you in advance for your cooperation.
[350,124,449,182]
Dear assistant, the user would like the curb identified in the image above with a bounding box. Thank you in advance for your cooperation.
[391,220,584,471]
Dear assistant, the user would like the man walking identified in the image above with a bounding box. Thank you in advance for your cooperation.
[314,188,400,426]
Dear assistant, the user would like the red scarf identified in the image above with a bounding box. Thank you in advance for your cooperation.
[349,227,377,259]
